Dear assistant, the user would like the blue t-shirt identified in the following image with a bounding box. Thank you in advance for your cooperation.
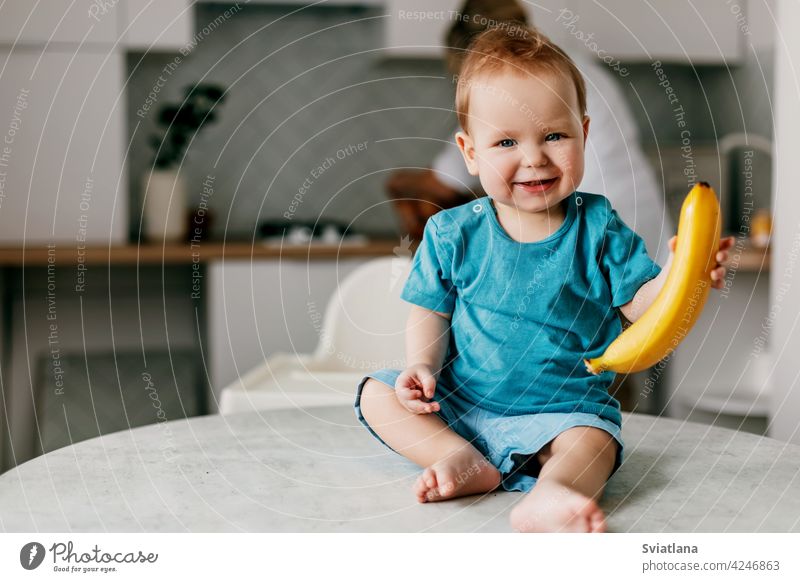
[400,192,661,427]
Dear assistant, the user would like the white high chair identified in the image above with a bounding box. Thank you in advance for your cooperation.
[218,256,413,414]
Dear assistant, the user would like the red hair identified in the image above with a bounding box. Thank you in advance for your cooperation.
[455,25,587,131]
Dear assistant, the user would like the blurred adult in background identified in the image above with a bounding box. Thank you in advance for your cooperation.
[386,0,671,265]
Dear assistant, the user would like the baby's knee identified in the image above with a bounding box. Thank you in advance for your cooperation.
[358,378,394,420]
[551,426,617,460]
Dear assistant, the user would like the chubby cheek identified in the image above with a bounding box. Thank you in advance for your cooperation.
[477,161,515,197]
[556,145,585,183]
[477,151,516,185]
[477,170,509,198]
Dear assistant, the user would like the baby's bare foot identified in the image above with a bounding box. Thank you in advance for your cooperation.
[414,449,501,503]
[510,479,606,533]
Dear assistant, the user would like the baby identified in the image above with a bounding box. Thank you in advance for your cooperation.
[355,25,733,532]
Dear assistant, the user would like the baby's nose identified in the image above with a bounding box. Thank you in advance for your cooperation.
[521,146,548,167]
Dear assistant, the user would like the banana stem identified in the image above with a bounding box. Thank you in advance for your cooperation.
[584,359,604,376]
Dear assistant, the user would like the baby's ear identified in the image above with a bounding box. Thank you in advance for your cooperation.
[455,131,479,176]
[582,115,590,146]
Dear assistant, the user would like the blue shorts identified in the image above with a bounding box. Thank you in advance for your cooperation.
[354,368,624,493]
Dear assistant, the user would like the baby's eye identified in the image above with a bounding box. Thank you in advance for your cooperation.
[545,133,564,142]
[497,138,516,148]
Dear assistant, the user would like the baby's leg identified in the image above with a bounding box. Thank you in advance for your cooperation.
[509,426,618,533]
[359,378,501,502]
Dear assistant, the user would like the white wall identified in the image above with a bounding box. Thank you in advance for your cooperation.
[768,0,800,442]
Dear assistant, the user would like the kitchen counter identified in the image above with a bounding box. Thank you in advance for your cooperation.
[1,406,798,532]
[0,241,768,269]
[0,240,401,266]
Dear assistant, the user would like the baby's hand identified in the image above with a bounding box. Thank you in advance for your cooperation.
[395,364,441,414]
[667,235,735,290]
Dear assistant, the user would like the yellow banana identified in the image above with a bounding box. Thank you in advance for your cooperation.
[584,181,721,375]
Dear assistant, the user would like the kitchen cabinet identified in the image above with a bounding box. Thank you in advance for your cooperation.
[382,0,745,64]
[667,272,771,427]
[1,265,200,469]
[122,0,194,51]
[196,0,382,5]
[208,258,371,410]
[0,243,397,469]
[0,0,118,45]
[0,48,127,243]
[0,0,194,50]
[563,0,743,63]
[769,0,800,443]
[0,0,195,244]
[383,0,462,59]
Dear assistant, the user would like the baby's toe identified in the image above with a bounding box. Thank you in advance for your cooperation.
[573,499,605,533]
[426,467,458,501]
[555,496,595,533]
[588,508,607,533]
[425,481,447,502]
[414,468,438,503]
[413,475,428,502]
[423,468,436,489]
[427,480,454,502]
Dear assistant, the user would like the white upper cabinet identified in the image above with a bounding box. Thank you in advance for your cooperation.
[0,1,194,50]
[0,0,194,243]
[0,49,127,243]
[0,0,119,45]
[122,0,194,51]
[383,0,747,64]
[549,0,744,64]
[383,0,463,58]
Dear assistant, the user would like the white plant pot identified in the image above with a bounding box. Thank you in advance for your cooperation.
[143,168,187,242]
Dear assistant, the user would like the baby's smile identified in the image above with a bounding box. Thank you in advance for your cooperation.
[513,176,560,194]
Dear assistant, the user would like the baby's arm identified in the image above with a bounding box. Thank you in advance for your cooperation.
[619,235,734,322]
[618,251,674,323]
[394,305,451,414]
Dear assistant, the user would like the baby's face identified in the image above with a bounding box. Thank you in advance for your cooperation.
[456,69,589,216]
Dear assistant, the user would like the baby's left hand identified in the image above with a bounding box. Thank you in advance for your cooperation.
[667,235,735,290]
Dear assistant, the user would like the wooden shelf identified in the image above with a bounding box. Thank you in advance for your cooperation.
[727,242,770,273]
[0,239,770,271]
[0,240,403,266]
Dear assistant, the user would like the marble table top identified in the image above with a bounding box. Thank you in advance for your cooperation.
[1,407,799,532]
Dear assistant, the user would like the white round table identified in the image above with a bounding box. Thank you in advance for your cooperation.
[1,407,798,532]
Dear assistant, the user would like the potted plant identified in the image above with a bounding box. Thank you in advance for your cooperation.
[142,83,225,242]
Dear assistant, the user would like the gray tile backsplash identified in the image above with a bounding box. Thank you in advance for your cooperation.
[125,3,774,241]
[127,3,454,241]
